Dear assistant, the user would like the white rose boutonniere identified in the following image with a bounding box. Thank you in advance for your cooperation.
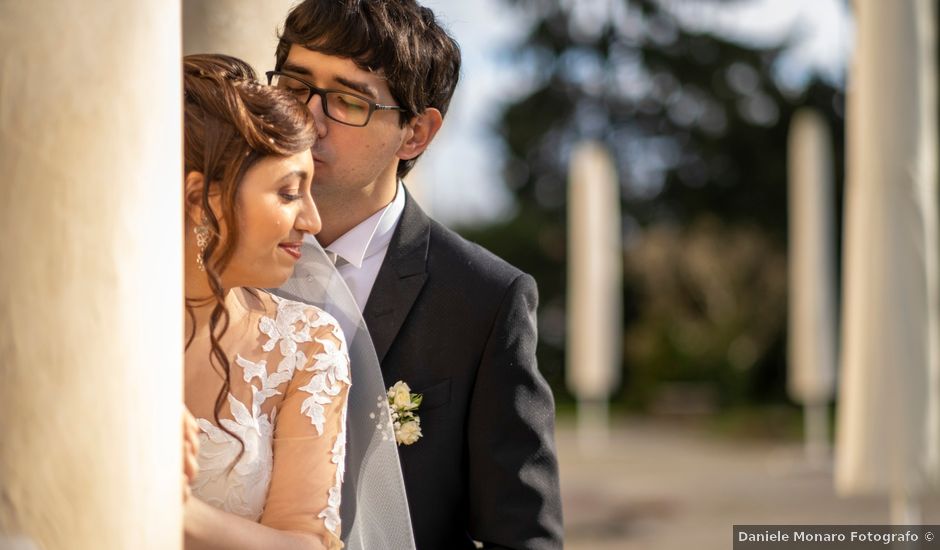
[387,381,423,446]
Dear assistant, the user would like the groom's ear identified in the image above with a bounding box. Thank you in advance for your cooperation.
[397,107,444,161]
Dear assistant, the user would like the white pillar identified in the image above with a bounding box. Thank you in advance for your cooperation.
[787,109,837,468]
[183,0,297,78]
[0,2,183,549]
[836,0,938,522]
[566,141,622,452]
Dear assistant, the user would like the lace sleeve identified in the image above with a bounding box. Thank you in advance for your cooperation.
[259,306,350,547]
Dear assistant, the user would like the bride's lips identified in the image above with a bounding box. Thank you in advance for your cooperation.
[278,242,302,260]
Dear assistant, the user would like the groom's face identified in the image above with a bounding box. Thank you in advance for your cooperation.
[279,45,410,198]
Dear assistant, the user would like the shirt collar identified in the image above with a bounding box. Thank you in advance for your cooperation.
[321,180,406,268]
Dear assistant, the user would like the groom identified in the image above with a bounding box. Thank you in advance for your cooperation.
[273,2,563,548]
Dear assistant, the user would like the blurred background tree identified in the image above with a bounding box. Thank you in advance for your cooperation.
[457,0,847,415]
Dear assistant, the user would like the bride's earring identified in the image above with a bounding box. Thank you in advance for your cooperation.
[194,220,210,272]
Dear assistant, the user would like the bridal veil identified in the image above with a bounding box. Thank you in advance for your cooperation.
[273,240,416,550]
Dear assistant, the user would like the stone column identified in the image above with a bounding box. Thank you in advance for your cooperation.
[0,2,183,549]
[183,0,297,78]
[787,109,837,468]
[566,140,622,451]
[836,0,938,524]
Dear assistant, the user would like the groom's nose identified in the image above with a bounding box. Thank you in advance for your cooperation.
[306,95,329,139]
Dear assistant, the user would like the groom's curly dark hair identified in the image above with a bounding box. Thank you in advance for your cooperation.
[274,0,461,178]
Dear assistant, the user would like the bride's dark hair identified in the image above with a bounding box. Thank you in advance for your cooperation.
[182,53,316,455]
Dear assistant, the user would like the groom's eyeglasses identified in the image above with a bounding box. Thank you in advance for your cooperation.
[266,71,406,127]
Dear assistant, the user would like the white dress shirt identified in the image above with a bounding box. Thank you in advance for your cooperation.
[307,181,406,312]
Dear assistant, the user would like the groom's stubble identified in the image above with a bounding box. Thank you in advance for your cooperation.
[310,147,401,247]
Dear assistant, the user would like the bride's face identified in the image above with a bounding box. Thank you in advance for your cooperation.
[221,150,319,289]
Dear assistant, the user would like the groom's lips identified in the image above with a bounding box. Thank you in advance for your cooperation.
[278,242,302,260]
[311,150,328,165]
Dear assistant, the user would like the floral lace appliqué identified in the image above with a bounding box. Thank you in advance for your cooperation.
[192,356,277,520]
[192,295,350,537]
[265,297,351,536]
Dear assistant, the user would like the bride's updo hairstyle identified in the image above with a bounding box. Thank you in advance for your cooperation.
[182,54,316,452]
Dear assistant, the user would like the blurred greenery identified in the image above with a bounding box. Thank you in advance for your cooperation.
[457,0,847,414]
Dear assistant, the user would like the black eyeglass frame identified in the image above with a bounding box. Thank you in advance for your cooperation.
[266,70,407,127]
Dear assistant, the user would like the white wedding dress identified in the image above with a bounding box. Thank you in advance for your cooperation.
[187,290,350,549]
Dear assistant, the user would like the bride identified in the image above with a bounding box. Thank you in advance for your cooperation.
[180,53,348,550]
[180,53,415,550]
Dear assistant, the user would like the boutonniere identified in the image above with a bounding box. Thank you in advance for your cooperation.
[387,381,423,446]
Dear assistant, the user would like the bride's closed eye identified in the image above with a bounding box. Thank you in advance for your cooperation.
[278,178,304,202]
[274,170,310,203]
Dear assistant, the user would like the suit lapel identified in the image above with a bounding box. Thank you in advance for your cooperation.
[363,190,429,364]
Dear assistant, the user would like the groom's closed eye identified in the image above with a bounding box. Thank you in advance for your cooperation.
[279,62,378,100]
[333,76,378,100]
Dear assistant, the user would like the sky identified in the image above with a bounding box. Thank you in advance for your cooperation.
[412,0,854,228]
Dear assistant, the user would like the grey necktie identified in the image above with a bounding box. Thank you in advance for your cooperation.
[326,250,348,268]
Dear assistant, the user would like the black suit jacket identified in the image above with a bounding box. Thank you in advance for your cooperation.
[361,192,563,550]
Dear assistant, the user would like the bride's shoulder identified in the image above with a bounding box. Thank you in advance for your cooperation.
[256,293,350,385]
[254,291,346,343]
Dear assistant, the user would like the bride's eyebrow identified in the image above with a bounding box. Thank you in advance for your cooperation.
[276,170,308,185]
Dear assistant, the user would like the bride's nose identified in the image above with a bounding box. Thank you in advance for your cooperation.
[296,192,322,236]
